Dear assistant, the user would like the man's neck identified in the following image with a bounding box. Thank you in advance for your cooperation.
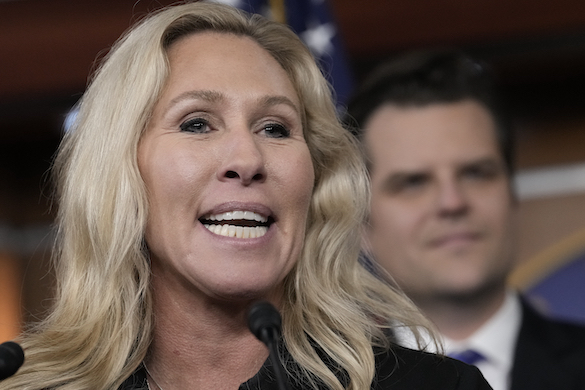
[413,286,507,341]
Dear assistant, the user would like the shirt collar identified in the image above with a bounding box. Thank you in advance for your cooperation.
[444,290,522,370]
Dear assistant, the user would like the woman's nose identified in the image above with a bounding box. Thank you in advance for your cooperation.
[217,129,266,186]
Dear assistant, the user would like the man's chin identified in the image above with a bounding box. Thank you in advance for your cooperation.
[437,280,506,305]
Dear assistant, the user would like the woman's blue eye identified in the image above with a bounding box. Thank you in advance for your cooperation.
[263,123,290,138]
[180,118,209,133]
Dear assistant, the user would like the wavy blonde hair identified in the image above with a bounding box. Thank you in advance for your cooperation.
[1,2,433,389]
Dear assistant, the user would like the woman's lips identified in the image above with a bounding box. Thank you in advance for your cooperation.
[198,206,274,239]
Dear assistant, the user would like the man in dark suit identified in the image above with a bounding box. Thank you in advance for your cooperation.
[511,299,585,389]
[345,49,585,390]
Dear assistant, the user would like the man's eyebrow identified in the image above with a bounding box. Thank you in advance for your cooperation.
[380,170,429,188]
[470,157,501,165]
[459,157,504,169]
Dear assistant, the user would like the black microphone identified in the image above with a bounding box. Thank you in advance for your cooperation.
[0,341,24,380]
[247,301,291,390]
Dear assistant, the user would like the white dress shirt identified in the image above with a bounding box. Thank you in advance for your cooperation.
[394,291,522,390]
[443,291,522,390]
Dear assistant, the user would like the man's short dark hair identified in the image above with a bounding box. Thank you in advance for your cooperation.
[345,49,515,175]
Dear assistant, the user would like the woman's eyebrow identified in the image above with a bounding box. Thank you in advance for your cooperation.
[166,91,299,114]
[257,95,300,115]
[167,90,224,109]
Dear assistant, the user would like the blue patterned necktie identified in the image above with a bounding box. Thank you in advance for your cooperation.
[449,349,485,365]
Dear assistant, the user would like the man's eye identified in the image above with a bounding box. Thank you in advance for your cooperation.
[399,175,428,190]
[385,174,428,194]
[262,123,290,139]
[180,118,209,133]
[463,166,498,180]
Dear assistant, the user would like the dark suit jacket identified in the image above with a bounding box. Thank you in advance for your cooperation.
[511,299,585,390]
[120,346,491,389]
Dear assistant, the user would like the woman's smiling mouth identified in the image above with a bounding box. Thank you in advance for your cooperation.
[199,210,272,238]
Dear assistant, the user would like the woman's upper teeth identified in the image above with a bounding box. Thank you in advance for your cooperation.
[202,211,269,238]
[206,211,267,223]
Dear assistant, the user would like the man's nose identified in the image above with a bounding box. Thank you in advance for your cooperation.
[436,179,469,217]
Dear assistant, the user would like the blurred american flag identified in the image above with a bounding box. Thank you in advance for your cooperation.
[209,0,354,111]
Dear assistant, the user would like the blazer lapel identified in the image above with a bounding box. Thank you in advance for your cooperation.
[510,299,582,390]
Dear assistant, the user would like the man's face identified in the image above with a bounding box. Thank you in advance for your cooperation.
[364,100,517,301]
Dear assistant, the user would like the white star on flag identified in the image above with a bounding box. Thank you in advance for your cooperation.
[301,22,335,57]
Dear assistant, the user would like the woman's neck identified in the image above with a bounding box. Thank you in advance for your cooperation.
[145,276,272,389]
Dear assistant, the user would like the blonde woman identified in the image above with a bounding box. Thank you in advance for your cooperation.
[1,2,490,390]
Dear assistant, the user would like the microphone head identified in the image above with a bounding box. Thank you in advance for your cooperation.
[247,301,282,344]
[0,341,25,380]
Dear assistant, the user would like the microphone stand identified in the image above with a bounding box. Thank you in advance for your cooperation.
[247,301,291,390]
